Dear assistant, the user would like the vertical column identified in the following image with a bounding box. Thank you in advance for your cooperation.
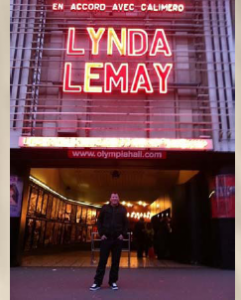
[209,168,235,269]
[10,166,31,266]
[202,1,220,150]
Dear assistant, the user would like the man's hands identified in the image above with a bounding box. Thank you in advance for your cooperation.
[118,234,124,240]
[101,234,123,240]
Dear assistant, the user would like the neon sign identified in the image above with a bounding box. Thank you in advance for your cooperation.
[63,27,173,94]
[52,3,185,13]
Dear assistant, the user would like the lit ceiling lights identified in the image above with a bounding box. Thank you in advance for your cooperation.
[138,201,148,207]
[127,211,151,219]
[121,201,133,207]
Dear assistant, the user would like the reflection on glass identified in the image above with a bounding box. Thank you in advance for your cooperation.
[66,204,72,214]
[39,221,46,245]
[58,201,65,220]
[57,224,63,244]
[42,194,48,216]
[28,188,38,216]
[44,222,54,246]
[36,190,43,216]
[81,208,87,222]
[64,225,71,244]
[76,224,83,242]
[71,225,76,242]
[91,209,97,225]
[46,195,53,219]
[86,209,92,225]
[33,220,41,248]
[71,206,76,223]
[53,223,59,245]
[76,206,82,223]
[25,187,102,251]
[55,199,60,219]
[24,218,34,251]
[51,198,57,219]
[82,226,87,242]
[86,226,92,242]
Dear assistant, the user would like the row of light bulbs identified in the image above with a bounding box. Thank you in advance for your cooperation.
[121,201,133,207]
[122,201,148,207]
[127,212,151,219]
[137,201,148,207]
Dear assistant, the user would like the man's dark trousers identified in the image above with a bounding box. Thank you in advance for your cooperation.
[94,237,123,285]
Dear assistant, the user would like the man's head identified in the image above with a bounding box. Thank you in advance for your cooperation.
[109,193,120,207]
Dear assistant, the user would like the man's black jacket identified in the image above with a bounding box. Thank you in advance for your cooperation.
[97,203,128,238]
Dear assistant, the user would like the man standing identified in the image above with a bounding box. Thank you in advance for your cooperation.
[90,193,128,291]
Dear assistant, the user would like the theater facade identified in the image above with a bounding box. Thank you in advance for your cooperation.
[10,0,235,268]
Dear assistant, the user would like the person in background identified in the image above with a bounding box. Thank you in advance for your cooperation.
[165,217,173,259]
[156,216,171,260]
[144,222,155,257]
[89,193,128,291]
[151,217,160,258]
[134,217,146,258]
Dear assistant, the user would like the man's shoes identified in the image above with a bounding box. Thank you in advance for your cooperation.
[89,283,101,291]
[109,283,118,290]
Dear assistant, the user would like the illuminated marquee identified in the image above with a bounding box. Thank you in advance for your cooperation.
[19,137,213,151]
[63,27,173,94]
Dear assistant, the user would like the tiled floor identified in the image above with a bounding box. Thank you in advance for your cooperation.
[22,251,201,268]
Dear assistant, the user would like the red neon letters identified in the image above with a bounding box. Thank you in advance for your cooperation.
[105,63,128,93]
[63,27,173,94]
[67,28,85,55]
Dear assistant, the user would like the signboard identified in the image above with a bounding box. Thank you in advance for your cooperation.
[62,27,173,94]
[19,137,213,151]
[10,176,24,217]
[210,175,235,219]
[68,149,166,159]
[51,2,185,95]
[52,3,185,13]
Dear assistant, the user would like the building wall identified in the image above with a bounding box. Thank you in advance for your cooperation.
[170,172,213,265]
[149,194,172,217]
[10,0,235,152]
